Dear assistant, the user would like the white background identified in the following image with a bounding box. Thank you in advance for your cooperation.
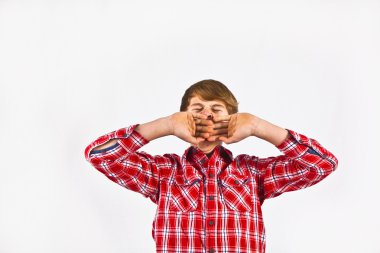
[1,1,379,252]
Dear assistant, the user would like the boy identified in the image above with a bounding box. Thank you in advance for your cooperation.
[84,79,338,253]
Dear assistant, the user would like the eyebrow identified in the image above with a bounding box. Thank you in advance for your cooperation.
[190,103,225,108]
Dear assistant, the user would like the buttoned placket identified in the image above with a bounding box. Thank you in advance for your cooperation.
[188,145,231,253]
[204,155,221,253]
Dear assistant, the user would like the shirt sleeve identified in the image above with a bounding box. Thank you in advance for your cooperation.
[250,129,338,203]
[84,124,171,204]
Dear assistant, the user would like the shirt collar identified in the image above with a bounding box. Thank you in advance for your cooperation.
[181,144,233,178]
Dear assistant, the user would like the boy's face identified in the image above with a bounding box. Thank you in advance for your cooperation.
[187,95,229,154]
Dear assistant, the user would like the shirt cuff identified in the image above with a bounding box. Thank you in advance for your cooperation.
[85,124,150,157]
[276,129,311,159]
[117,124,150,152]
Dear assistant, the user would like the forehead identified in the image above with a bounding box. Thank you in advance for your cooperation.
[189,95,227,108]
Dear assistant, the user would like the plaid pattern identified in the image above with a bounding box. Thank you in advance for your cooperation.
[85,124,338,253]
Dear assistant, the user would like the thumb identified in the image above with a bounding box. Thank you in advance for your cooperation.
[218,136,234,144]
[187,136,205,145]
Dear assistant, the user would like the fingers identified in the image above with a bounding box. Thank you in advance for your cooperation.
[190,113,235,143]
[194,116,230,139]
[186,113,243,145]
[209,127,228,137]
[194,131,211,139]
[212,121,229,130]
[195,121,229,139]
[218,136,237,144]
[194,118,214,126]
[206,122,230,141]
[218,136,230,143]
[212,115,231,122]
[193,114,216,139]
[193,113,230,124]
[179,112,232,145]
[194,118,214,139]
[206,134,228,142]
[185,135,205,145]
[191,112,209,120]
[192,114,231,126]
[195,125,212,133]
[196,137,206,144]
[194,136,205,144]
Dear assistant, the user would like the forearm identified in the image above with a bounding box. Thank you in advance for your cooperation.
[84,124,161,200]
[85,124,147,158]
[92,116,172,151]
[252,116,289,146]
[134,116,173,141]
[93,139,118,151]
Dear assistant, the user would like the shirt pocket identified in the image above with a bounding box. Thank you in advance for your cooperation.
[218,173,253,212]
[168,174,202,212]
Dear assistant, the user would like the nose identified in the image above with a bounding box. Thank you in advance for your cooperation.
[200,107,214,118]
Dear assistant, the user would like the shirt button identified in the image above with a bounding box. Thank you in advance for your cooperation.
[209,173,215,178]
[209,195,215,200]
[234,179,239,185]
[208,220,215,226]
[209,248,215,253]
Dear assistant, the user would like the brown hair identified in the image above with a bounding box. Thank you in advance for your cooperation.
[180,79,238,114]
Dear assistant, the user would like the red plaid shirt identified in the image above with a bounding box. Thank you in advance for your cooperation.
[84,124,338,253]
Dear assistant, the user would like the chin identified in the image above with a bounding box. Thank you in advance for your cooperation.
[198,140,221,152]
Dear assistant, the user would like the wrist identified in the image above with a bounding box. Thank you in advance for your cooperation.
[165,114,175,136]
[251,117,288,146]
[135,116,173,141]
[250,114,262,137]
